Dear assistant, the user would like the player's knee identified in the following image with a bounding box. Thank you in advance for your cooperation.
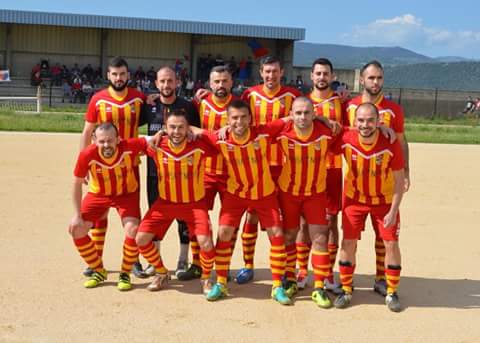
[136,233,151,247]
[197,235,214,251]
[217,227,234,241]
[341,239,357,253]
[283,229,297,244]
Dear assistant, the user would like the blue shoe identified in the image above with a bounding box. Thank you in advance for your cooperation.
[272,286,293,305]
[235,268,254,284]
[206,283,228,301]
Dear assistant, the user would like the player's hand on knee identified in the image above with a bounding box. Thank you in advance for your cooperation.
[69,215,85,235]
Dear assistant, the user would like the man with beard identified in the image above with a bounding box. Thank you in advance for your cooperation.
[70,122,151,291]
[345,60,410,297]
[294,58,345,293]
[140,66,200,280]
[80,56,146,278]
[333,103,405,312]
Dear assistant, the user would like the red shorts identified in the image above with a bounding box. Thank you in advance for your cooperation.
[279,191,328,230]
[81,191,141,222]
[204,173,227,210]
[342,197,400,241]
[220,192,282,228]
[138,199,210,240]
[326,168,342,216]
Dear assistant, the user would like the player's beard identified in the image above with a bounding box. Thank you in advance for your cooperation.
[160,88,175,98]
[101,146,115,158]
[214,87,229,98]
[365,86,382,97]
[314,81,329,91]
[108,80,128,92]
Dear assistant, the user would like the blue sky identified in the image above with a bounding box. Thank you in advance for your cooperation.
[3,1,479,58]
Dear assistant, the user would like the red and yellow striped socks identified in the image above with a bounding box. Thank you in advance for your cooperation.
[190,239,201,267]
[74,235,103,271]
[296,242,311,275]
[241,222,258,269]
[138,241,168,274]
[339,261,355,294]
[215,240,232,285]
[90,218,108,258]
[200,248,215,280]
[385,265,401,295]
[311,250,331,289]
[375,238,386,281]
[285,243,297,282]
[269,236,287,288]
[121,236,139,273]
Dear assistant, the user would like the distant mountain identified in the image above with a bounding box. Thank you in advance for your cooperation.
[294,42,434,68]
[384,62,480,91]
[433,56,474,63]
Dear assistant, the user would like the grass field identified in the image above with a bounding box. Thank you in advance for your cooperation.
[0,109,478,144]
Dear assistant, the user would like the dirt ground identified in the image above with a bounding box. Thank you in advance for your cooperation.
[0,131,479,343]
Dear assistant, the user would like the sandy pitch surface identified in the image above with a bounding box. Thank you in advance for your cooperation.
[0,132,479,343]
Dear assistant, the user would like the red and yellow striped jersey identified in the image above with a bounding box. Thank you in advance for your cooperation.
[194,93,237,175]
[145,136,217,203]
[277,121,335,196]
[337,130,405,205]
[346,94,405,134]
[309,91,345,169]
[209,120,286,200]
[85,87,146,139]
[241,85,301,166]
[74,138,147,196]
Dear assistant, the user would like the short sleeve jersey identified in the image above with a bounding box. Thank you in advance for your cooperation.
[85,87,146,139]
[209,119,286,200]
[145,136,217,203]
[338,130,405,205]
[74,138,147,196]
[241,85,301,166]
[346,94,405,134]
[277,121,335,196]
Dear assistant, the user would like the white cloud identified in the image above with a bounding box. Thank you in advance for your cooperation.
[340,14,480,57]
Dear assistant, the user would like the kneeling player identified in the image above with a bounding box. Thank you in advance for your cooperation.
[135,110,217,297]
[68,123,148,291]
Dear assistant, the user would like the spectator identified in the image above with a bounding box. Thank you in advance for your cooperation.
[62,79,72,103]
[51,63,62,86]
[134,66,145,81]
[81,80,93,103]
[185,77,194,98]
[146,66,156,83]
[72,76,83,103]
[40,59,50,78]
[82,64,94,81]
[71,63,80,76]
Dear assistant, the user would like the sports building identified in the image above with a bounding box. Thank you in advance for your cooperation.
[0,9,305,81]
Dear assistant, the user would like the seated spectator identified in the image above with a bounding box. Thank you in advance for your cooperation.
[82,64,94,82]
[71,76,83,103]
[147,66,156,83]
[140,75,151,93]
[185,78,194,98]
[134,66,145,81]
[81,81,93,103]
[40,59,50,78]
[71,63,80,77]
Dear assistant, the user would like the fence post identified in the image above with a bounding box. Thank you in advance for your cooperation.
[398,88,402,105]
[36,86,42,113]
[432,88,438,119]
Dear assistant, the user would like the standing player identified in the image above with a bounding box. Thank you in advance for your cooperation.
[235,55,301,284]
[277,97,337,308]
[135,110,217,296]
[333,103,405,312]
[140,66,201,280]
[80,56,146,278]
[345,60,410,297]
[295,58,345,292]
[69,123,150,291]
[203,100,292,305]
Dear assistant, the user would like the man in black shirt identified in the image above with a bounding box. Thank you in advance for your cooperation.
[140,66,201,280]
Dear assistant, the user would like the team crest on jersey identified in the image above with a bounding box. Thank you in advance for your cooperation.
[162,157,169,164]
[352,154,357,161]
[288,143,295,149]
[375,154,384,165]
[186,156,194,166]
[253,141,261,150]
[96,168,103,173]
[314,142,322,151]
[105,106,112,113]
